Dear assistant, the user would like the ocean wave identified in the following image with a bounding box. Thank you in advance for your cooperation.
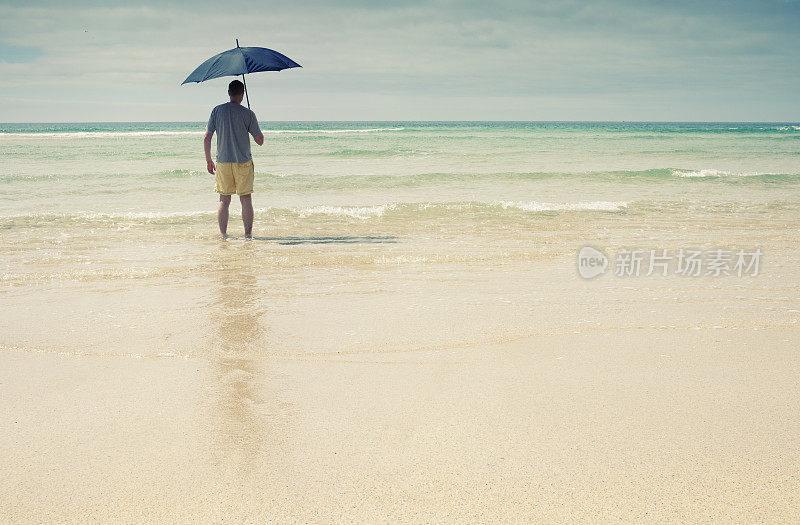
[323,146,426,157]
[12,199,798,227]
[292,204,396,219]
[230,168,800,190]
[671,169,731,178]
[496,200,628,212]
[3,168,799,188]
[0,173,61,183]
[0,210,214,225]
[262,127,405,134]
[0,127,404,138]
[0,131,207,138]
[0,168,206,184]
[0,201,632,229]
[151,168,203,178]
[668,168,799,179]
[85,210,215,220]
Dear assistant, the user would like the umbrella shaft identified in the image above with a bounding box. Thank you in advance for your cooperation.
[241,73,251,109]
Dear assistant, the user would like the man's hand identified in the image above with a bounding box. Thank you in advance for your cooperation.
[204,130,215,174]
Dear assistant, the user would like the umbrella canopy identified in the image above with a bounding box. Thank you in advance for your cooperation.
[181,40,301,108]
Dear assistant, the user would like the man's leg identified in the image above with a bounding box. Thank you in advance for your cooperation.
[217,194,232,237]
[240,194,253,238]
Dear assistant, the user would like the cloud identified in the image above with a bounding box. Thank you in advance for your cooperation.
[0,43,43,63]
[0,0,798,121]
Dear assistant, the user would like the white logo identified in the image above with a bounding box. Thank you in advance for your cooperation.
[577,246,608,279]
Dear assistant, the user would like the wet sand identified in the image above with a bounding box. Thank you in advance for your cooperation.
[2,327,798,522]
[2,244,799,521]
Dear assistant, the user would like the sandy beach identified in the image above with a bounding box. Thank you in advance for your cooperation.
[3,241,799,522]
[2,121,799,521]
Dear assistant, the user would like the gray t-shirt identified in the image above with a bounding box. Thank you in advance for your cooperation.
[206,102,262,163]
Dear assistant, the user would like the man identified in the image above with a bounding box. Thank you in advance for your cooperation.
[204,80,264,238]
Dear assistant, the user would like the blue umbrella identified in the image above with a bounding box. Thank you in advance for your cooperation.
[181,39,301,108]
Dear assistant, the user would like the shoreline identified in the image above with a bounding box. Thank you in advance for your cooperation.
[2,120,798,521]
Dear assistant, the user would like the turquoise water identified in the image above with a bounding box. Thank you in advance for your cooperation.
[1,120,799,246]
[2,121,799,222]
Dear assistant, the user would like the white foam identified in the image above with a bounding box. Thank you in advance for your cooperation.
[78,210,213,220]
[671,168,795,178]
[293,204,395,220]
[0,210,213,221]
[496,200,628,212]
[671,169,731,178]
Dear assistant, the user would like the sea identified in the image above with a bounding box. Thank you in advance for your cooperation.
[1,121,799,357]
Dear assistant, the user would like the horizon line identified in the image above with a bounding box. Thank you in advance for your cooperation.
[2,119,799,125]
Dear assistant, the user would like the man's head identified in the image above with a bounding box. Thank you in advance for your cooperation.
[228,80,245,104]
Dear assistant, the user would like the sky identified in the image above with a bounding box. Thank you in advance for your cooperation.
[0,0,798,122]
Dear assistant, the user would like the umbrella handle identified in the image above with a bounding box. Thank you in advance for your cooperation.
[241,73,251,110]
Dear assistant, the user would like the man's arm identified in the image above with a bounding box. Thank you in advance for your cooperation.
[204,130,215,174]
[250,111,264,146]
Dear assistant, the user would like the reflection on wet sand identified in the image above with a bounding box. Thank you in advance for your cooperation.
[206,241,282,478]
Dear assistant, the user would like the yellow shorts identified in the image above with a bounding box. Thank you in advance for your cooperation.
[215,159,254,195]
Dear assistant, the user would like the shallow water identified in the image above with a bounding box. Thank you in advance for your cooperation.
[1,121,799,357]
